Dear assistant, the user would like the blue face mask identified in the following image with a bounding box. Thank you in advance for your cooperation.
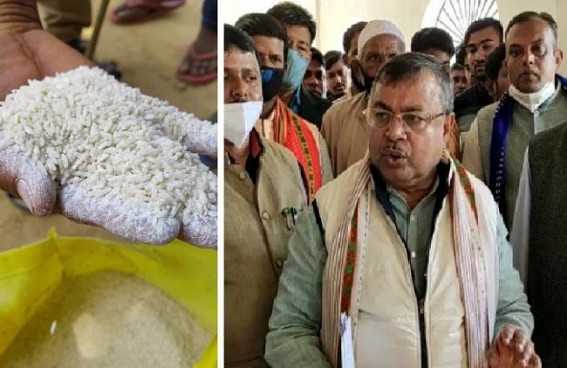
[282,49,308,92]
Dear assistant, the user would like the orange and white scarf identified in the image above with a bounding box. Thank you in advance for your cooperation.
[320,152,499,367]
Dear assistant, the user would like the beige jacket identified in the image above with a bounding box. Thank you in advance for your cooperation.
[224,136,307,367]
[321,92,370,176]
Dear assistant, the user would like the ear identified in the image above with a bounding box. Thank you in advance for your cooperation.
[555,48,563,69]
[350,57,362,71]
[443,113,454,144]
[341,53,349,66]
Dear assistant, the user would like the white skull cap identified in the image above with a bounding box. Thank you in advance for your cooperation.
[357,19,405,57]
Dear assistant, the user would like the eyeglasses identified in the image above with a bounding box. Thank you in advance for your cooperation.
[367,109,447,132]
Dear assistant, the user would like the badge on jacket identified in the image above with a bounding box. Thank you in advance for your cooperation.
[281,207,299,230]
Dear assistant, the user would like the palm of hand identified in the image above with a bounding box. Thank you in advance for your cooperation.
[0,29,92,101]
[0,29,92,203]
[0,28,217,247]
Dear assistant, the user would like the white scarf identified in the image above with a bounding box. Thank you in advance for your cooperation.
[508,81,555,113]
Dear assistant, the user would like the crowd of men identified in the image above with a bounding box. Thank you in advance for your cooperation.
[224,2,566,367]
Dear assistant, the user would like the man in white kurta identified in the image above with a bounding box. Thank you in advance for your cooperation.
[266,53,539,368]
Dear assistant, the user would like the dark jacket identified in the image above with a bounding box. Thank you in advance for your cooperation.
[297,88,332,130]
[454,83,493,132]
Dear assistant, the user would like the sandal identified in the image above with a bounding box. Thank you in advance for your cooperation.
[176,43,217,85]
[109,0,186,25]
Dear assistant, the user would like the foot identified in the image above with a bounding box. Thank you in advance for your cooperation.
[109,0,187,25]
[177,27,217,85]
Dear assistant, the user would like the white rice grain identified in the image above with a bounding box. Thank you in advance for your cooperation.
[0,67,217,241]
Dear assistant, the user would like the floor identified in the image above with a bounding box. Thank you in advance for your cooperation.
[0,0,217,251]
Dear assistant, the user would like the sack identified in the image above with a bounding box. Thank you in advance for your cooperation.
[0,229,217,367]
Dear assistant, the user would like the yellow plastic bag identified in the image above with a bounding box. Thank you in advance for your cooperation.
[0,229,217,367]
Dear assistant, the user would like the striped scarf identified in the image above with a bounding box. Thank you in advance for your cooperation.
[273,98,322,201]
[321,152,498,367]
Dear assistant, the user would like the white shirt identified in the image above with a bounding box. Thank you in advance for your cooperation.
[510,150,531,284]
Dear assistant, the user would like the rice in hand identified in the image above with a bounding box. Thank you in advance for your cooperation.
[0,67,217,245]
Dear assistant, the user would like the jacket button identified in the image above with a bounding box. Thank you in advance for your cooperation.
[238,171,247,180]
[262,211,270,220]
[276,259,283,268]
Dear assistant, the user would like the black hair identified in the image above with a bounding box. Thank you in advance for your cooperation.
[224,24,256,54]
[450,63,466,72]
[266,1,316,44]
[235,13,289,61]
[374,52,453,113]
[463,18,503,47]
[505,11,558,47]
[411,27,455,57]
[324,50,342,70]
[310,47,323,65]
[485,44,507,81]
[342,21,367,54]
[455,44,467,65]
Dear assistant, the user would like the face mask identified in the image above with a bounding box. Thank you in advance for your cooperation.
[261,66,285,101]
[282,49,308,92]
[508,81,555,113]
[224,101,263,147]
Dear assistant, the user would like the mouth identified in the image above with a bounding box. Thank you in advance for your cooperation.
[474,63,485,72]
[381,148,407,167]
[520,71,539,80]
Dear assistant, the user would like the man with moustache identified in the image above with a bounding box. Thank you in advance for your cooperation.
[454,18,503,132]
[224,24,308,367]
[235,13,333,200]
[267,2,331,128]
[451,63,470,96]
[323,50,348,102]
[321,19,406,176]
[485,44,509,101]
[302,47,325,99]
[342,21,367,97]
[462,11,566,230]
[265,53,538,368]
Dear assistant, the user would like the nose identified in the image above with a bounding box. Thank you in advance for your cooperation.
[384,115,407,141]
[523,50,536,65]
[231,78,247,101]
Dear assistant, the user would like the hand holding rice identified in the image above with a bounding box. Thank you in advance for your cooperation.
[0,66,217,247]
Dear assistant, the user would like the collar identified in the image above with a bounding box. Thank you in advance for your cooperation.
[227,128,264,165]
[249,128,264,159]
[289,85,303,114]
[508,80,556,113]
[369,161,451,204]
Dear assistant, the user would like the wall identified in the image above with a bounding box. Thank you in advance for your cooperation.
[224,0,567,73]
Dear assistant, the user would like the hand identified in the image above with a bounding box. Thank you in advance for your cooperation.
[0,1,94,100]
[487,325,541,368]
[0,0,92,214]
[0,1,217,247]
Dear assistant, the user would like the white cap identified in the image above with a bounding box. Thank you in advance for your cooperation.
[357,19,405,57]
